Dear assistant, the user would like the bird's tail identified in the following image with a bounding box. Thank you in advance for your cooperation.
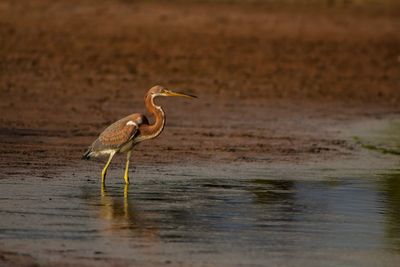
[82,147,92,160]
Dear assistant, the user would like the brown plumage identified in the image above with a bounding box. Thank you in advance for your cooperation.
[82,85,196,185]
[84,114,147,155]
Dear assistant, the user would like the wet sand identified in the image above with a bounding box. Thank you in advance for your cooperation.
[1,0,400,266]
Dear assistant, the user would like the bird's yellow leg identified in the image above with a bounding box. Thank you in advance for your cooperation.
[101,151,116,184]
[123,184,129,218]
[124,150,132,184]
[124,183,129,198]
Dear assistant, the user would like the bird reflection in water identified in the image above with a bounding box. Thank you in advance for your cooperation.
[98,184,159,240]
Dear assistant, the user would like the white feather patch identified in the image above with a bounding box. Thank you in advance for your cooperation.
[126,120,137,126]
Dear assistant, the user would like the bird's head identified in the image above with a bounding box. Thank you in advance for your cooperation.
[148,85,197,99]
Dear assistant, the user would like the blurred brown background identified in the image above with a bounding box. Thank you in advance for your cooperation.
[0,0,399,169]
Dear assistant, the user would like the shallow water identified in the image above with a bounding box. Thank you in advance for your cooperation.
[1,164,400,267]
[1,119,400,266]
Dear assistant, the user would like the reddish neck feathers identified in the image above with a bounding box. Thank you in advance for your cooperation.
[142,93,165,138]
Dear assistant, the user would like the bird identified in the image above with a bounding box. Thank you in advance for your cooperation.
[82,85,196,185]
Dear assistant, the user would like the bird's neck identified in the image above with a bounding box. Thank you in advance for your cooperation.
[144,94,165,138]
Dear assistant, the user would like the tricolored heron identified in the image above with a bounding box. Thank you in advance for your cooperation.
[82,85,196,184]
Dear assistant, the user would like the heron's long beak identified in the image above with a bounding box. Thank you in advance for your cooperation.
[165,90,197,99]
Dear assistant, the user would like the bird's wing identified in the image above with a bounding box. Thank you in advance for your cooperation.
[93,114,145,151]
